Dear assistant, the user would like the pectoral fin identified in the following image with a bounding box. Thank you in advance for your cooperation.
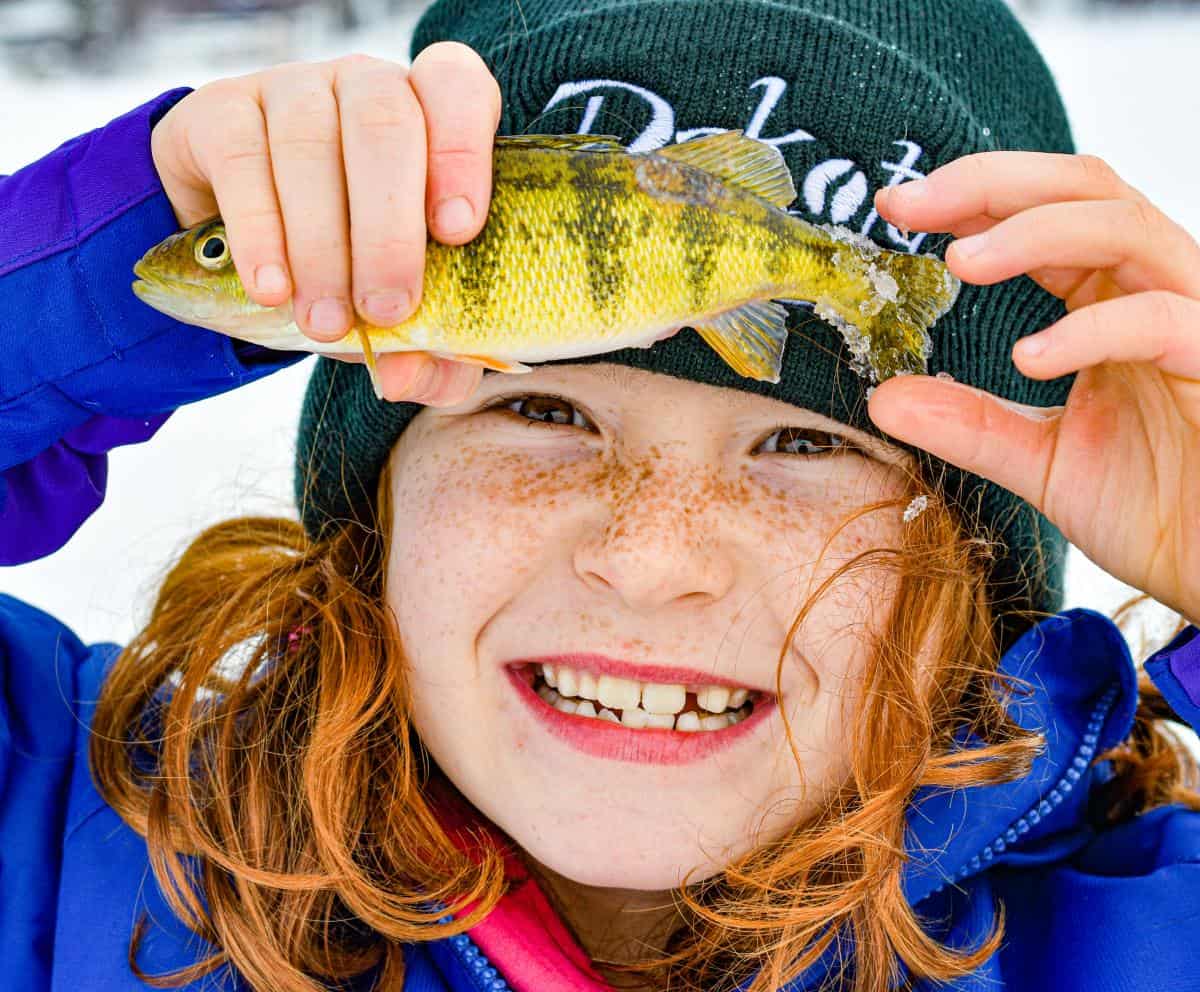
[689,300,790,383]
[355,325,385,400]
[433,352,533,374]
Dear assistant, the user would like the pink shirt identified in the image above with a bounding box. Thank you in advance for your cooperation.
[429,781,616,992]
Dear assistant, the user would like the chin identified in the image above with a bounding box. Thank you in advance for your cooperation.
[521,828,729,891]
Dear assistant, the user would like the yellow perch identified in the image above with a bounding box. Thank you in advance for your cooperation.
[131,130,960,399]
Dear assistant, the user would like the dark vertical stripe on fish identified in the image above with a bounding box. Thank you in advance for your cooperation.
[565,152,631,318]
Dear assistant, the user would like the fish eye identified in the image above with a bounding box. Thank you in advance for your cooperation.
[195,233,231,271]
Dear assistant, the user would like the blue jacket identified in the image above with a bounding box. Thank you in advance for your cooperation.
[2,88,1199,992]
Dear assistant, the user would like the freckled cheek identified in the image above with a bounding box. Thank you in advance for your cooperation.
[386,452,596,610]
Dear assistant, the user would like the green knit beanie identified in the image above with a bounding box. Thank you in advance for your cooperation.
[294,0,1077,654]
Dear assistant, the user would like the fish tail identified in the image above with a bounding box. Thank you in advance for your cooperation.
[862,249,961,380]
[803,228,962,383]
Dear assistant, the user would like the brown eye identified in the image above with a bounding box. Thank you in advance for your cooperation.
[503,394,590,428]
[757,426,851,456]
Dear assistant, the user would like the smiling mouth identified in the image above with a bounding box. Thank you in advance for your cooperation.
[517,662,765,732]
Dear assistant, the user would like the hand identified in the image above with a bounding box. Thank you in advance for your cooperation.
[149,46,502,405]
[869,152,1200,625]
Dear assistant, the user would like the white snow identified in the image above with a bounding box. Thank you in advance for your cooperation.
[903,494,930,523]
[2,6,1198,653]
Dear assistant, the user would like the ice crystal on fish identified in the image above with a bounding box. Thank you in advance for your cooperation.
[903,495,930,523]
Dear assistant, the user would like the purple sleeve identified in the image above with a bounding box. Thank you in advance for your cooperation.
[1144,624,1200,730]
[0,88,307,566]
[0,413,169,565]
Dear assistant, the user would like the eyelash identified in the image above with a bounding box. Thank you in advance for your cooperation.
[483,392,857,457]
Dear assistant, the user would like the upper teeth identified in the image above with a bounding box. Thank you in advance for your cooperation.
[536,662,752,731]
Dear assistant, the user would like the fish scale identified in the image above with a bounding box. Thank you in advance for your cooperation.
[131,129,961,398]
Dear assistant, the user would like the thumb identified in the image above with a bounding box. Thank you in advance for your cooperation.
[867,375,1064,512]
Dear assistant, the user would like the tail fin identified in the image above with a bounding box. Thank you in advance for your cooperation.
[811,229,961,383]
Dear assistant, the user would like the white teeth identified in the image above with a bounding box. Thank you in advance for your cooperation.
[620,706,649,729]
[598,675,641,711]
[696,686,731,713]
[641,682,687,715]
[556,667,579,698]
[533,664,756,732]
[578,670,599,700]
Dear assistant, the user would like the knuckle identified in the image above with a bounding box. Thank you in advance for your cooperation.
[1126,197,1163,243]
[961,152,991,184]
[339,71,419,135]
[290,256,348,298]
[193,99,263,162]
[1077,154,1123,195]
[1146,290,1184,331]
[335,51,381,69]
[226,205,284,237]
[356,238,426,282]
[271,127,340,160]
[429,143,488,170]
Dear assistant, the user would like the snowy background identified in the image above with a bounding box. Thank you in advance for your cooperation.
[2,2,1198,652]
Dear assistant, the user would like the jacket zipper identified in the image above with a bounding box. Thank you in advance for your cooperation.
[921,683,1119,900]
[436,911,514,992]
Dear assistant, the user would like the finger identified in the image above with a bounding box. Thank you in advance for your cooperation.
[1013,290,1200,384]
[188,87,293,308]
[334,54,428,330]
[409,41,502,245]
[945,199,1200,299]
[875,151,1144,234]
[418,359,486,406]
[323,351,486,404]
[262,63,353,343]
[868,375,1062,514]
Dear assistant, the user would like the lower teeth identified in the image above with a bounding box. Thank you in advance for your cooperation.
[533,678,753,732]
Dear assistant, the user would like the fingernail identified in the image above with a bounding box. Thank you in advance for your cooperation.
[407,362,438,402]
[434,196,475,237]
[308,298,350,336]
[1016,333,1050,358]
[362,289,412,326]
[954,232,989,260]
[894,178,928,201]
[255,263,289,295]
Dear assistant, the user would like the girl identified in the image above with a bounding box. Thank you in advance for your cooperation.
[3,1,1199,990]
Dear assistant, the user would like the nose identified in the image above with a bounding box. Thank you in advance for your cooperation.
[572,459,737,613]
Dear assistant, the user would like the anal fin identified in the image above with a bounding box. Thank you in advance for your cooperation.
[689,300,789,383]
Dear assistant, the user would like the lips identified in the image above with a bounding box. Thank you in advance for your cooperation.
[512,652,765,692]
[504,662,776,765]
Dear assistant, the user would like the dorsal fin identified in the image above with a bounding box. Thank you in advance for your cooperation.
[495,134,626,153]
[656,130,796,208]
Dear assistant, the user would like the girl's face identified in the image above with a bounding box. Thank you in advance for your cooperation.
[385,364,913,890]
